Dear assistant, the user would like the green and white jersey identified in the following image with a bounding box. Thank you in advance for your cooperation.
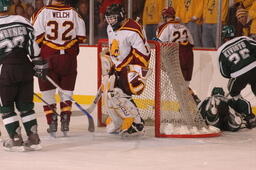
[0,15,40,61]
[217,36,256,78]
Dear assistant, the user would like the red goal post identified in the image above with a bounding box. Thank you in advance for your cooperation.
[97,39,221,138]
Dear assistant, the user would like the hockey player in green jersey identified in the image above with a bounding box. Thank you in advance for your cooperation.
[218,25,256,97]
[217,25,256,128]
[0,0,48,151]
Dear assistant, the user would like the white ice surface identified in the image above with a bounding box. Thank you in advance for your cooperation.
[0,103,256,170]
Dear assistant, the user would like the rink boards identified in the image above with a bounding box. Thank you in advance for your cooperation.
[33,45,256,113]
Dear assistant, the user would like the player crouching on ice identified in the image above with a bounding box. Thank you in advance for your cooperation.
[0,0,48,151]
[199,87,256,131]
[101,4,151,136]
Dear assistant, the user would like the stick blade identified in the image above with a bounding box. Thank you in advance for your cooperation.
[88,117,95,132]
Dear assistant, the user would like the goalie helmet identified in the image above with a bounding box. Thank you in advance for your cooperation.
[222,25,235,40]
[0,0,11,12]
[105,4,125,31]
[162,7,176,20]
[211,87,225,96]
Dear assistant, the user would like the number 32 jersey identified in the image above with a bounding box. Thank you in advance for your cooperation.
[31,4,86,51]
[217,36,256,78]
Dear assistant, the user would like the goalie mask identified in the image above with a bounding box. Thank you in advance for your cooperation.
[0,0,11,12]
[105,4,125,31]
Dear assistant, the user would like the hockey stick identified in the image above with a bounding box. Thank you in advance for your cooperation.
[46,76,95,132]
[33,93,60,116]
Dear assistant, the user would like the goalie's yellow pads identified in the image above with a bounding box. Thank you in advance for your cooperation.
[100,48,114,76]
[105,116,134,131]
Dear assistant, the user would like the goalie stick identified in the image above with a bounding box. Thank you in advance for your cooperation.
[46,76,95,132]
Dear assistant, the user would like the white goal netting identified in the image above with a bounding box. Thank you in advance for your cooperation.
[97,39,221,137]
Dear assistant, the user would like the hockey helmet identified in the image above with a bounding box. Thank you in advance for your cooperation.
[47,0,69,5]
[0,0,11,12]
[211,87,225,96]
[162,7,176,19]
[222,25,235,40]
[105,4,125,31]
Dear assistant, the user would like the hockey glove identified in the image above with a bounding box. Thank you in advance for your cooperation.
[32,57,48,79]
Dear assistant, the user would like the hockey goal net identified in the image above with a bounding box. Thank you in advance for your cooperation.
[97,39,221,138]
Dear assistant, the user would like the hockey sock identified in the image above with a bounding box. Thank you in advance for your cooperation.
[20,110,38,136]
[44,104,57,125]
[2,112,20,138]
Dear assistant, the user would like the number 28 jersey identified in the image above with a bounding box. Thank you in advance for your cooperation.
[217,36,256,78]
[31,4,86,50]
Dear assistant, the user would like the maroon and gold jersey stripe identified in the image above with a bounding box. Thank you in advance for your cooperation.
[156,21,179,38]
[42,39,78,50]
[119,19,146,42]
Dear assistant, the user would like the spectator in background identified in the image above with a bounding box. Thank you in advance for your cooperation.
[9,0,27,15]
[248,1,256,40]
[236,8,251,36]
[174,0,203,47]
[34,0,44,11]
[142,0,165,40]
[26,3,35,19]
[98,0,123,39]
[15,4,28,18]
[202,0,229,48]
[77,0,89,41]
[227,1,244,37]
[234,0,254,10]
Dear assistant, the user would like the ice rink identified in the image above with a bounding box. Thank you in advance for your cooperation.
[0,103,256,170]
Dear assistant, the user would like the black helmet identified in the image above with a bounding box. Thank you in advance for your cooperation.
[105,4,125,31]
[211,87,225,96]
[222,25,235,41]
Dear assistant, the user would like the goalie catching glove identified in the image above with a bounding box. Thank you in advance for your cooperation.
[32,57,48,79]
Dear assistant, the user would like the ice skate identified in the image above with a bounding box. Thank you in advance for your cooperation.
[3,132,25,152]
[24,133,42,151]
[47,113,58,137]
[120,121,145,138]
[61,114,70,137]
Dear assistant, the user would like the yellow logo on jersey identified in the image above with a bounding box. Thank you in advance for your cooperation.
[110,39,120,58]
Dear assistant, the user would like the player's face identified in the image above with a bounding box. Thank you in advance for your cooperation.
[237,16,247,26]
[105,15,118,26]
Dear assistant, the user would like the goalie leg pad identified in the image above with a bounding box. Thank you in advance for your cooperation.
[105,110,122,134]
[101,49,113,76]
[105,87,144,133]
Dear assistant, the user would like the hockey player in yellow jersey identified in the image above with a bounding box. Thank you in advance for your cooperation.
[202,0,229,48]
[102,4,151,136]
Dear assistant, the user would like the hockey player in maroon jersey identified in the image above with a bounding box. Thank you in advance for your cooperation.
[0,0,48,151]
[156,7,194,86]
[31,0,86,137]
[101,4,151,136]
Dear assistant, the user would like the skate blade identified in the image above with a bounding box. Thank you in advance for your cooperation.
[3,146,26,152]
[48,132,57,138]
[62,131,68,137]
[24,144,42,151]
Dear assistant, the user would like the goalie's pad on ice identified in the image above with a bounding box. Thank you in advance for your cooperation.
[104,87,144,134]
